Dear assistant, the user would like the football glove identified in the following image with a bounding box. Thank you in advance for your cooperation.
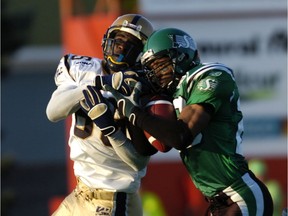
[103,82,142,125]
[80,85,117,136]
[94,71,139,95]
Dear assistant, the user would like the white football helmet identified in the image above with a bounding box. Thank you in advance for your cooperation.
[102,14,154,72]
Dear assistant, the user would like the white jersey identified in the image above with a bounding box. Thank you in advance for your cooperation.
[46,54,148,193]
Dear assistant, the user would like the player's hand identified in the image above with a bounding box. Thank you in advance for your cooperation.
[94,71,139,95]
[80,85,117,136]
[103,82,142,125]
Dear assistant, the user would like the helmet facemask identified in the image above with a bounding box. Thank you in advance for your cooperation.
[142,49,191,94]
[145,65,174,93]
[103,32,143,71]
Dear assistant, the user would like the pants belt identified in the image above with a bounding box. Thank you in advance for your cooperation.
[205,192,233,206]
[75,178,125,201]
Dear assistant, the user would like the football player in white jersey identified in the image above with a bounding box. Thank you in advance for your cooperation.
[46,14,157,216]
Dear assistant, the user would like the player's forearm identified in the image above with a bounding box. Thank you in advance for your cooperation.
[107,130,150,171]
[46,85,86,122]
[127,123,158,156]
[134,109,193,150]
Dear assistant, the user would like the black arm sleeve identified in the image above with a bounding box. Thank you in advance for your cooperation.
[134,109,193,150]
[127,120,158,156]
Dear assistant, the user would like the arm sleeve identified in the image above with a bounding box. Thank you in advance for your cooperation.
[107,130,150,171]
[46,54,95,122]
[134,108,193,150]
[127,122,158,156]
[46,84,87,122]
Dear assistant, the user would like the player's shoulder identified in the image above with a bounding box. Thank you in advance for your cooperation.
[63,53,101,66]
[56,53,100,70]
[186,62,235,82]
[54,53,102,85]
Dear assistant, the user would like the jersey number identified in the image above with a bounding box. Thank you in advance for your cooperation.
[74,109,93,139]
[71,55,92,61]
[74,109,112,146]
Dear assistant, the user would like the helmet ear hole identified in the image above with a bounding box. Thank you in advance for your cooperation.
[177,53,186,62]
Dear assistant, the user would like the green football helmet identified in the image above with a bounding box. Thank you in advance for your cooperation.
[141,27,200,92]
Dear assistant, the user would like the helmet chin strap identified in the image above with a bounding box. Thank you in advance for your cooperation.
[106,56,129,72]
[107,55,129,65]
[165,67,180,94]
[166,77,180,95]
[166,80,174,89]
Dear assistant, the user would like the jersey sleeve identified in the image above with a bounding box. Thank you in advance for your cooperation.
[54,54,97,87]
[46,54,101,122]
[187,69,236,113]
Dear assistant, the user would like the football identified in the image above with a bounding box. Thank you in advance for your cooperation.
[143,95,176,152]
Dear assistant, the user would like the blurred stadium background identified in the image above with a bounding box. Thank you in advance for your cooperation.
[1,0,287,215]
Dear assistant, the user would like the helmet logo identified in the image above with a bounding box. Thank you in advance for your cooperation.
[122,20,142,32]
[169,34,196,50]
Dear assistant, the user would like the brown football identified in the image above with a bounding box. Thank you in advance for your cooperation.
[143,95,176,152]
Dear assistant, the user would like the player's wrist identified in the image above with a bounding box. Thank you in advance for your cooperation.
[132,108,147,128]
[92,119,118,136]
[106,129,126,145]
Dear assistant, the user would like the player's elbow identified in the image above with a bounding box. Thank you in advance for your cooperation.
[46,105,62,122]
[46,111,60,122]
[133,163,148,172]
[164,136,189,151]
[164,120,194,150]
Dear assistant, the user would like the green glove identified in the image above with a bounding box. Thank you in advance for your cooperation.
[103,82,142,125]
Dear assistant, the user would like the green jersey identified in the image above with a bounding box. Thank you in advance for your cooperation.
[173,62,249,197]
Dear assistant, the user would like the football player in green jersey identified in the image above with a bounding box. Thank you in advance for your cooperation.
[104,28,274,215]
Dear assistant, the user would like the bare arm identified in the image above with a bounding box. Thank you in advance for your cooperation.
[135,103,213,150]
[179,104,211,138]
